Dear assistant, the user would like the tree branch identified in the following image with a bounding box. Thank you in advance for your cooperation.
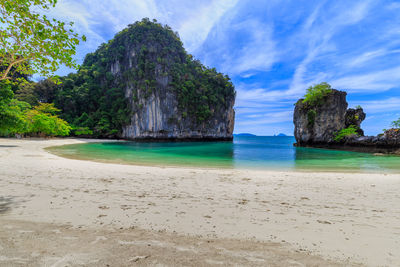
[0,57,28,80]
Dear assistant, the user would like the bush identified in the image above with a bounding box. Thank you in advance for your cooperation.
[24,103,71,137]
[0,83,30,135]
[334,125,359,142]
[391,118,400,129]
[72,126,93,136]
[307,109,316,127]
[302,82,332,106]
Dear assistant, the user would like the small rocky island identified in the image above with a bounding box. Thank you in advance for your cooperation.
[293,83,400,154]
[56,19,235,140]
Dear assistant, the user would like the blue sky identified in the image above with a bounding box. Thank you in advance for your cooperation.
[48,0,400,136]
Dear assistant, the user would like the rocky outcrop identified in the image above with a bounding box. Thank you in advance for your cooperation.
[293,88,400,154]
[345,108,366,136]
[294,89,355,145]
[58,19,236,140]
[114,22,235,140]
[122,89,235,140]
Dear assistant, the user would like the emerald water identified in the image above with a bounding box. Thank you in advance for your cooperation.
[48,136,400,172]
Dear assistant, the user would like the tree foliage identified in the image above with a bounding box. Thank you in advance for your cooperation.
[24,103,71,136]
[391,118,400,129]
[0,81,71,137]
[0,82,27,133]
[302,82,332,106]
[334,125,359,142]
[0,0,85,82]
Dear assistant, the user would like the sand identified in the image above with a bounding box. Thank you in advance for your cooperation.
[0,138,399,266]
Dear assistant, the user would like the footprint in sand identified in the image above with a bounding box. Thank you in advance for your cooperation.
[238,199,249,205]
[121,205,132,210]
[129,255,150,262]
[62,236,78,240]
[317,220,332,225]
[17,230,34,234]
[91,236,107,244]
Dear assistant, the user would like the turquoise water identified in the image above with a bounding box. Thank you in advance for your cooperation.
[48,136,400,172]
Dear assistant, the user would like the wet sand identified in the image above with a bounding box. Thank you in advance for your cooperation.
[0,138,399,266]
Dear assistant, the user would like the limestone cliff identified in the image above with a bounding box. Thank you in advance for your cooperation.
[293,87,400,153]
[57,19,235,140]
[293,89,365,145]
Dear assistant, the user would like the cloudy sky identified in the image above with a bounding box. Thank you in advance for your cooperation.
[48,0,400,135]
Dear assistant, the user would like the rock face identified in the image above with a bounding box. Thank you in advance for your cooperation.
[293,88,400,153]
[115,21,235,140]
[293,89,363,145]
[58,19,235,140]
[122,89,235,140]
[345,108,366,136]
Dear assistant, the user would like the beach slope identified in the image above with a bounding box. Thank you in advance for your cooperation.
[0,138,399,266]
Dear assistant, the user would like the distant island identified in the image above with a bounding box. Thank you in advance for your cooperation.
[293,82,400,154]
[275,133,287,137]
[234,133,257,137]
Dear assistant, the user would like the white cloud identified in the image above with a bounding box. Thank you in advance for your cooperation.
[331,66,400,92]
[287,1,373,95]
[228,20,276,74]
[345,49,400,68]
[173,0,239,52]
[335,0,371,25]
[52,0,237,55]
[236,110,293,126]
[349,97,400,113]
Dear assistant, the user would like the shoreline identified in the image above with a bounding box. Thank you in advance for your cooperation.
[1,137,399,266]
[45,138,400,174]
[294,142,400,155]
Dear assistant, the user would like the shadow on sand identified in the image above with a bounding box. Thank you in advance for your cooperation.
[0,196,14,214]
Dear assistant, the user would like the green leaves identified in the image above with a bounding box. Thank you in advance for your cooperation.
[302,82,332,107]
[307,109,316,127]
[171,54,235,123]
[24,103,71,136]
[391,118,400,129]
[334,125,359,142]
[0,0,85,82]
[0,82,31,134]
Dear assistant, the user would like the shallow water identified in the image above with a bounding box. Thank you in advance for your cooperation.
[48,136,400,172]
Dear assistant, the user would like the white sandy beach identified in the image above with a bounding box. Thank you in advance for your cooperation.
[0,138,399,266]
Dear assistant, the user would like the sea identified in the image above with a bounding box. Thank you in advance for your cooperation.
[47,136,400,173]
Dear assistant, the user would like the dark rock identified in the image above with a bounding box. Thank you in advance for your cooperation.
[345,108,366,135]
[293,88,400,154]
[383,129,400,145]
[294,89,349,145]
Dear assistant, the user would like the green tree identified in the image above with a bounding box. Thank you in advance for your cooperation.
[14,81,38,105]
[302,82,332,106]
[33,78,58,103]
[391,118,400,129]
[25,103,71,136]
[334,125,359,142]
[0,0,86,82]
[0,83,28,134]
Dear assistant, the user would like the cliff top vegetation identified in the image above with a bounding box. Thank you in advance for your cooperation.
[302,82,333,107]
